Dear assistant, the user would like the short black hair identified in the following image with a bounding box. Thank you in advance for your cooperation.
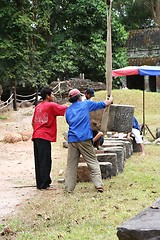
[40,86,53,100]
[85,88,95,97]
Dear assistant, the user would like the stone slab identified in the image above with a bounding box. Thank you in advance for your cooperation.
[99,162,112,179]
[103,147,125,172]
[103,140,133,159]
[77,162,91,182]
[104,138,132,142]
[77,162,113,182]
[117,197,160,240]
[104,138,133,158]
[96,153,118,176]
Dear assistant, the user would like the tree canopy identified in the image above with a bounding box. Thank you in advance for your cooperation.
[0,0,158,89]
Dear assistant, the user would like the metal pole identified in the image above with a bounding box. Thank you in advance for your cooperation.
[142,87,145,136]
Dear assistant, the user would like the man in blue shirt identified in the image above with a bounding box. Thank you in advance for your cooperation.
[65,88,113,193]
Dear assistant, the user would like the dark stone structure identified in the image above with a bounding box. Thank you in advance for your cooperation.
[117,197,160,240]
[50,78,106,99]
[126,28,160,92]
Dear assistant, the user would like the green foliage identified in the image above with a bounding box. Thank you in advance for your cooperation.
[0,0,128,88]
[113,0,158,30]
[0,0,52,88]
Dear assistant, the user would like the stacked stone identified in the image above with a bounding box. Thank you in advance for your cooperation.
[77,151,114,182]
[104,138,133,158]
[77,137,134,182]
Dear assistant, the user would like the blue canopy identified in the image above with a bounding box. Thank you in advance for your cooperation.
[139,66,160,76]
[112,65,160,140]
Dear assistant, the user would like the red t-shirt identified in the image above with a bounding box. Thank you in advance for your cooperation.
[32,101,67,142]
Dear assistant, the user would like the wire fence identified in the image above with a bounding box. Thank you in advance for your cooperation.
[0,82,62,111]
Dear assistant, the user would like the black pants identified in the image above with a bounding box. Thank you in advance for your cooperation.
[33,138,52,189]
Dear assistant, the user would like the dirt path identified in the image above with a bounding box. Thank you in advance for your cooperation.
[0,106,68,223]
[0,107,35,222]
[0,141,36,221]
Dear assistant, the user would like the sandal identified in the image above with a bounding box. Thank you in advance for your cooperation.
[96,187,104,193]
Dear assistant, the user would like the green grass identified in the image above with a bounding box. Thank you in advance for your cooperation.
[0,89,160,240]
[0,115,8,120]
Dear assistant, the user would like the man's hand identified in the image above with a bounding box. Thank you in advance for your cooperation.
[105,96,113,106]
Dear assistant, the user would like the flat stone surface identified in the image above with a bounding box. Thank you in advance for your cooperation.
[117,198,160,240]
[104,138,132,142]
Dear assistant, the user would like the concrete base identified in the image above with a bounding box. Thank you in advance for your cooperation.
[117,197,160,240]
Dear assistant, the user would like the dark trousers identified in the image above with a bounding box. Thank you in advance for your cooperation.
[33,138,52,189]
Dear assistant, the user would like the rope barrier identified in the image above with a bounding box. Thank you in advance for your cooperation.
[0,98,14,110]
[16,96,36,103]
[0,93,14,107]
[16,92,36,98]
[0,82,62,110]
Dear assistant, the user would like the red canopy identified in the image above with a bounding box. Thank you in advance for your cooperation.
[112,66,139,77]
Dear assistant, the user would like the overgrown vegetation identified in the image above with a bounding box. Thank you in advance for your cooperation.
[0,89,159,240]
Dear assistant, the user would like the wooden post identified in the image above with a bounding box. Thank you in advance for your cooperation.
[106,0,112,97]
[35,87,39,106]
[12,86,17,111]
[101,1,113,132]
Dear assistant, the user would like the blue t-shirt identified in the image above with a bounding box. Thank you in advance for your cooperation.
[132,116,140,131]
[66,100,106,143]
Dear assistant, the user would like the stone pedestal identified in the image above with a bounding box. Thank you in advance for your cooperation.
[90,104,134,133]
[117,197,160,240]
[106,104,134,133]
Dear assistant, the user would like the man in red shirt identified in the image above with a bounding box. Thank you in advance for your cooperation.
[32,86,67,190]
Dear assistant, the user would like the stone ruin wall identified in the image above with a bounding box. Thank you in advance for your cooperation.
[126,28,160,66]
[50,78,106,99]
